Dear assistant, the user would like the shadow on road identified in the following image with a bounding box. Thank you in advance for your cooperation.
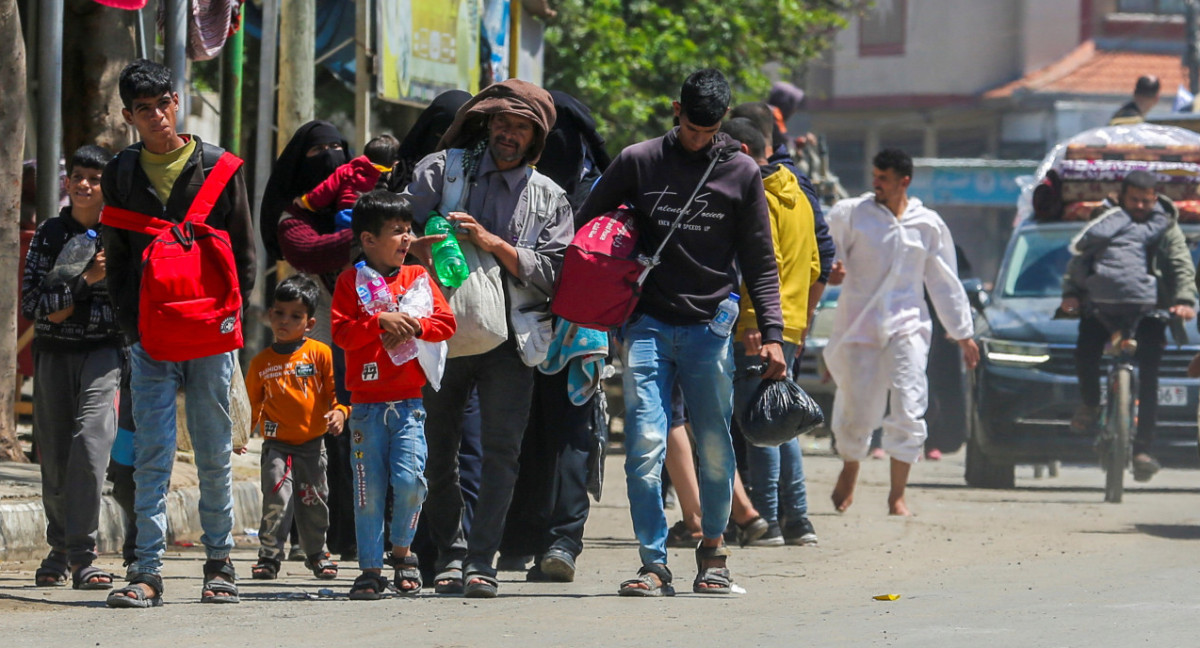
[1133,523,1200,540]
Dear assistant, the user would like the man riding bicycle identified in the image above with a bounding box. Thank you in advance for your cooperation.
[1060,171,1197,482]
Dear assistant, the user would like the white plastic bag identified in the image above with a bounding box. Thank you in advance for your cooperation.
[399,272,448,390]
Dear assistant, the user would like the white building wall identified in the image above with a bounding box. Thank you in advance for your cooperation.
[832,0,1023,97]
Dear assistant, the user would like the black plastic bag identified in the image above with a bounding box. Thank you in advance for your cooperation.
[740,377,825,448]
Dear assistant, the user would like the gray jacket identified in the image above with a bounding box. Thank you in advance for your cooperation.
[1064,196,1197,308]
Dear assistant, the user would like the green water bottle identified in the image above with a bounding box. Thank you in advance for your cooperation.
[425,213,470,288]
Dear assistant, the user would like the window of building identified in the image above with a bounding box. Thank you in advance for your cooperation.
[1117,0,1186,14]
[860,0,907,57]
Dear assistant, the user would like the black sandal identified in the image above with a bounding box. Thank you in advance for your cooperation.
[305,552,338,580]
[433,565,463,595]
[618,563,675,597]
[201,559,240,604]
[463,570,498,599]
[35,550,69,587]
[666,521,703,548]
[251,556,280,580]
[106,573,164,608]
[72,563,115,590]
[392,553,422,595]
[349,571,389,601]
[692,544,733,595]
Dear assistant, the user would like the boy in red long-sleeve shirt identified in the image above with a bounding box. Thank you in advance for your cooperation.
[331,190,456,600]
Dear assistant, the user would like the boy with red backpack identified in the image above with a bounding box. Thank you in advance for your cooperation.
[101,59,255,609]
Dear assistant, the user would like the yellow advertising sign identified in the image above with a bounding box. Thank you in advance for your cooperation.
[378,0,481,105]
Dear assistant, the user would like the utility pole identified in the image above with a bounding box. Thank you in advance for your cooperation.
[277,0,315,154]
[220,3,245,156]
[36,0,62,229]
[165,0,188,131]
[355,0,372,150]
[1186,0,1200,96]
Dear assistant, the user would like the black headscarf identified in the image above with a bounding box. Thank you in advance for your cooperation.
[391,90,472,191]
[259,120,350,260]
[540,90,612,210]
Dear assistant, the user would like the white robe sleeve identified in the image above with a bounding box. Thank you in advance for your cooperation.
[924,220,974,341]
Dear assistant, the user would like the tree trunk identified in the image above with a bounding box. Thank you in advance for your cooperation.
[0,0,29,462]
[62,0,136,154]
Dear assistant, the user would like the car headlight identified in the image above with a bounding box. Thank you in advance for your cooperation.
[982,339,1050,366]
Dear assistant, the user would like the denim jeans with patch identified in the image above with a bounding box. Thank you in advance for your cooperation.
[348,399,428,570]
[621,313,735,567]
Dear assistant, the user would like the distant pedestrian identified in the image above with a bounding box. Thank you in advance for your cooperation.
[246,275,349,582]
[103,59,255,608]
[330,190,456,600]
[824,148,978,517]
[21,144,123,591]
[577,68,787,597]
[1110,75,1160,125]
[396,78,573,599]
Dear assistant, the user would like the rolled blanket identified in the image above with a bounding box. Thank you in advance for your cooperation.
[538,319,609,406]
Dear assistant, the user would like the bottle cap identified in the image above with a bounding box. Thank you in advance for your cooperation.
[729,293,741,302]
[86,229,98,239]
[355,260,366,269]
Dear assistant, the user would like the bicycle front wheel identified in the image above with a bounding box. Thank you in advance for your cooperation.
[1104,368,1132,503]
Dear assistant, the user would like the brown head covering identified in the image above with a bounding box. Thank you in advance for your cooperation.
[437,79,556,164]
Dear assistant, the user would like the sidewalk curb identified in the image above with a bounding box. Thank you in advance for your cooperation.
[0,481,263,562]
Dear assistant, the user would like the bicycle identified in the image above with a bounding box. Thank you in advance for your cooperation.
[1095,309,1186,503]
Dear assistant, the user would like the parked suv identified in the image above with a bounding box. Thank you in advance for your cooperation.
[964,220,1200,488]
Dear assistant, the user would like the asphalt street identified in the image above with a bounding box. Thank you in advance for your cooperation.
[2,439,1200,647]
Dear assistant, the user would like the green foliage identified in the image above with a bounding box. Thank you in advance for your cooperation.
[544,0,859,152]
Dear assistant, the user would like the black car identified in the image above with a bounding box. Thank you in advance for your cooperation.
[964,220,1200,488]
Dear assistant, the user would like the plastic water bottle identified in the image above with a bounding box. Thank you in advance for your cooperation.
[709,292,741,337]
[53,229,100,276]
[354,261,416,365]
[425,213,470,288]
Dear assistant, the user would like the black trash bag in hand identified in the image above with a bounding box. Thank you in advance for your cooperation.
[739,375,825,448]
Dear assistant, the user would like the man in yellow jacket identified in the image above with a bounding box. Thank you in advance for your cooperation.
[722,117,822,545]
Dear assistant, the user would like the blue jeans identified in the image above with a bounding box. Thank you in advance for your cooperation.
[621,314,735,567]
[734,342,808,525]
[348,399,428,570]
[129,344,234,575]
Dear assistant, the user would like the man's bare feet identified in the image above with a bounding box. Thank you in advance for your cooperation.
[888,458,913,516]
[888,495,912,516]
[832,461,860,512]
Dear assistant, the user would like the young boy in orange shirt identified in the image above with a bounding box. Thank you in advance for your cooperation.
[331,190,456,600]
[246,274,348,581]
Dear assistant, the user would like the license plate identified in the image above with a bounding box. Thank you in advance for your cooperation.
[1158,386,1188,406]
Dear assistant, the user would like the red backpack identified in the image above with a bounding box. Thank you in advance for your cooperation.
[551,209,645,330]
[551,154,721,331]
[102,152,244,362]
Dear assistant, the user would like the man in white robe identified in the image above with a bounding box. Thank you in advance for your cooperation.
[824,148,979,516]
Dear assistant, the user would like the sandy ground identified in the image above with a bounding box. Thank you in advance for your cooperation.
[3,439,1200,647]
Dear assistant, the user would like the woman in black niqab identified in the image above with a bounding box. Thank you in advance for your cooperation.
[259,120,350,261]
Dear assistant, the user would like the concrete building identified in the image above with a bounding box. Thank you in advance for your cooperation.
[804,0,1193,194]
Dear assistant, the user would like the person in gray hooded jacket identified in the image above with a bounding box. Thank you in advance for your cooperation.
[1060,170,1197,482]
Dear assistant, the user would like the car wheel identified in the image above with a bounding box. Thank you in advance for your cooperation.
[963,385,1015,489]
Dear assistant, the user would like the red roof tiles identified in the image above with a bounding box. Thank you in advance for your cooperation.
[984,40,1188,99]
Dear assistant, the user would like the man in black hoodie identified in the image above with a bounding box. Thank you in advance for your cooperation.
[577,69,786,597]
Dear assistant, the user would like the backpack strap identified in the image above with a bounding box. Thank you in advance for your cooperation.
[635,153,722,286]
[101,205,173,235]
[438,148,468,216]
[185,152,243,225]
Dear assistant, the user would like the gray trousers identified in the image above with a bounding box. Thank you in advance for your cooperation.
[422,340,534,577]
[258,440,330,561]
[33,346,121,566]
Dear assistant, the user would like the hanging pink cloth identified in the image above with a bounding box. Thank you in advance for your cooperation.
[92,0,148,8]
[156,0,243,61]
